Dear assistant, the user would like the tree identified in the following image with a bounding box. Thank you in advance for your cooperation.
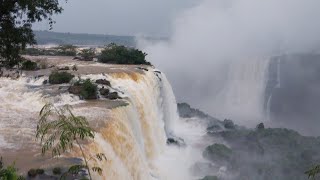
[98,43,151,65]
[0,0,65,67]
[36,103,105,180]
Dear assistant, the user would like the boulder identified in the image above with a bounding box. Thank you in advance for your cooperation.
[43,80,48,85]
[68,85,82,95]
[106,92,121,100]
[166,137,186,147]
[99,87,110,96]
[95,79,111,86]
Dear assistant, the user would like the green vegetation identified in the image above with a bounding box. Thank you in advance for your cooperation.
[98,43,151,65]
[48,71,74,84]
[206,127,320,180]
[69,79,98,100]
[36,103,106,180]
[79,48,96,61]
[305,165,320,179]
[0,0,65,67]
[0,157,24,180]
[21,60,38,71]
[203,143,232,163]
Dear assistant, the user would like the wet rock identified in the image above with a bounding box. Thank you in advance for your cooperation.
[106,92,121,100]
[95,79,111,86]
[99,87,110,96]
[137,67,148,71]
[28,169,37,177]
[166,137,186,147]
[68,85,82,95]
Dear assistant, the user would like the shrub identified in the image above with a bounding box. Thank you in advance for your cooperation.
[52,167,62,175]
[79,48,95,61]
[98,43,151,65]
[21,60,38,70]
[80,79,97,99]
[49,71,74,84]
[69,79,97,99]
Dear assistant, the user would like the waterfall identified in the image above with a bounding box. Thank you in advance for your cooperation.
[209,58,270,125]
[0,68,182,179]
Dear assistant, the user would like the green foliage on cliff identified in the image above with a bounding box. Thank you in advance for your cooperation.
[206,127,320,180]
[98,43,151,65]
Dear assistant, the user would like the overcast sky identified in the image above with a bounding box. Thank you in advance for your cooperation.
[33,0,197,37]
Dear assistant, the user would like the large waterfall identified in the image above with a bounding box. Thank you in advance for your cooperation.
[0,67,201,180]
[208,58,270,125]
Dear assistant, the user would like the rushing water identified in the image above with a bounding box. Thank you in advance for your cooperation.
[0,68,211,179]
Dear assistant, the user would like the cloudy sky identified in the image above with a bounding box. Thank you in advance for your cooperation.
[33,0,197,36]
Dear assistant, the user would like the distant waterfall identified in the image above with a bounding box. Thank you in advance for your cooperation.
[209,58,270,124]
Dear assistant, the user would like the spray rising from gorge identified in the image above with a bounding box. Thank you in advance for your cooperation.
[139,0,320,125]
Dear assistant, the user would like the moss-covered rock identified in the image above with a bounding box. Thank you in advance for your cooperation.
[69,79,97,100]
[49,71,74,84]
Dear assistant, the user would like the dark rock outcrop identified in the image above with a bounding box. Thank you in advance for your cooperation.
[99,87,110,96]
[105,92,121,100]
[95,79,111,86]
[166,137,186,147]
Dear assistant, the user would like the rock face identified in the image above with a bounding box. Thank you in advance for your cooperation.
[95,79,111,86]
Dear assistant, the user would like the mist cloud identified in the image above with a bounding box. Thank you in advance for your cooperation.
[139,0,320,124]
